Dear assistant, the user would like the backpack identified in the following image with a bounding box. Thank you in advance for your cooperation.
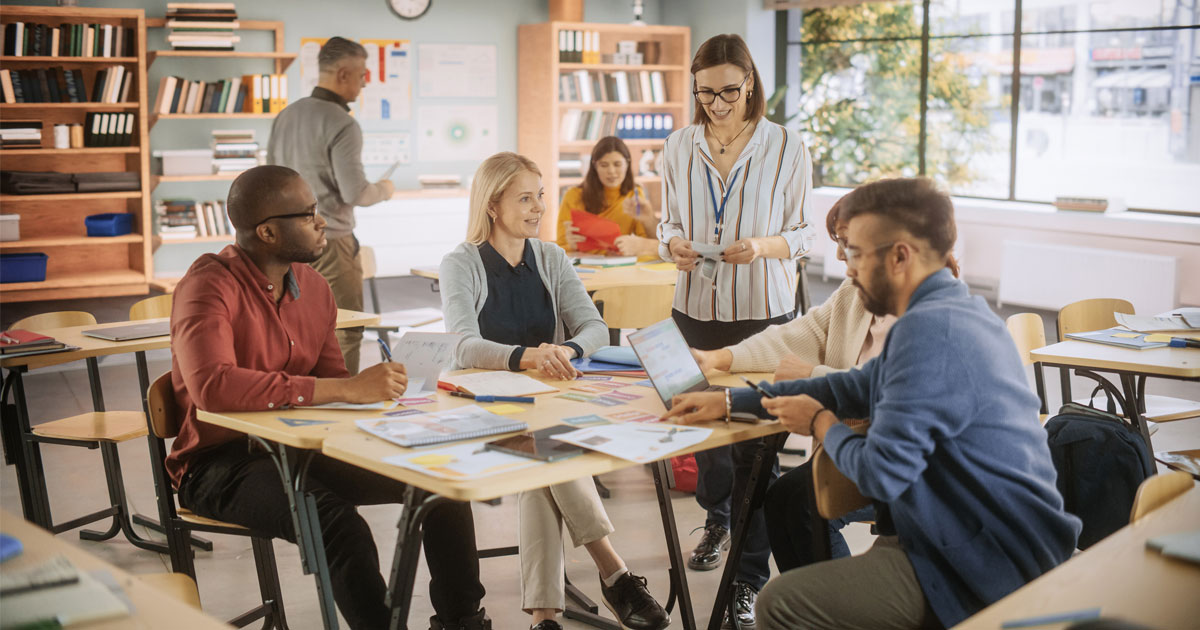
[1044,395,1154,549]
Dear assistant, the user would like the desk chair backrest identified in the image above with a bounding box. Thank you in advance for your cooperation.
[358,245,377,281]
[592,284,675,331]
[1006,313,1046,366]
[1057,298,1134,342]
[9,311,97,331]
[147,371,182,440]
[812,423,870,520]
[130,295,173,321]
[1130,471,1193,523]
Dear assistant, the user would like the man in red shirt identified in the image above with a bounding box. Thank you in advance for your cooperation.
[168,165,488,630]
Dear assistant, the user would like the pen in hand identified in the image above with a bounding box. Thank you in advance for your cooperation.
[376,338,394,362]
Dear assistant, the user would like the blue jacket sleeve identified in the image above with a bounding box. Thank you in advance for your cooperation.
[730,358,878,419]
[822,315,976,503]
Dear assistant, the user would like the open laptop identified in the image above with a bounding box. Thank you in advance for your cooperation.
[628,318,725,408]
[81,321,170,342]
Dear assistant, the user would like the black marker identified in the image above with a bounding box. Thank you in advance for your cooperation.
[738,375,776,399]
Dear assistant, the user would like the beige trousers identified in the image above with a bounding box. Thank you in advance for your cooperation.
[756,536,940,630]
[518,476,615,612]
[310,233,363,375]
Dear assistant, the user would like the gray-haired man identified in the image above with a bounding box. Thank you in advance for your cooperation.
[268,36,395,374]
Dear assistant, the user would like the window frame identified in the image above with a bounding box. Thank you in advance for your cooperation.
[777,1,1200,217]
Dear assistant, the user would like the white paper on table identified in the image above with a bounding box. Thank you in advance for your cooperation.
[382,442,542,480]
[1115,312,1200,333]
[309,400,400,411]
[552,423,712,464]
[442,371,559,397]
[390,332,461,394]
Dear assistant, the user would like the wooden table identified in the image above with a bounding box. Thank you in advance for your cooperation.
[0,310,381,534]
[410,261,678,293]
[953,482,1200,630]
[198,370,781,630]
[0,509,233,630]
[1029,339,1200,457]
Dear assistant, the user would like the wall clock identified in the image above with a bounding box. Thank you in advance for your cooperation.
[388,0,431,20]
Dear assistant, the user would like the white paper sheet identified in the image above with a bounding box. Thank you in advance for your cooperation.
[1116,311,1200,332]
[442,371,560,397]
[552,423,712,464]
[389,332,461,394]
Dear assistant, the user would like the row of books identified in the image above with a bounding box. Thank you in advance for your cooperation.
[156,198,233,239]
[165,2,239,51]
[0,65,131,104]
[559,70,668,105]
[2,22,137,58]
[1,121,40,148]
[83,113,136,147]
[561,111,676,142]
[557,30,603,64]
[0,330,74,359]
[153,74,287,115]
[212,129,257,173]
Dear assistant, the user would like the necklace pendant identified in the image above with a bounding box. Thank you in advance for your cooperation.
[719,147,725,154]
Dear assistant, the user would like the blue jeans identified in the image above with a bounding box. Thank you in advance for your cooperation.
[763,459,875,572]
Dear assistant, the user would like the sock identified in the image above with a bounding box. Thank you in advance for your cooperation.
[602,566,629,587]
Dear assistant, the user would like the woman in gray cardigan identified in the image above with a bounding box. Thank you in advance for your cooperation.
[440,152,669,630]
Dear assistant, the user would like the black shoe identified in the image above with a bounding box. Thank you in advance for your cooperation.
[430,607,492,630]
[531,621,563,630]
[719,582,757,630]
[600,571,671,630]
[688,522,730,571]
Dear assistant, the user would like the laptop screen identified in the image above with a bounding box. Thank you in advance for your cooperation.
[628,319,709,408]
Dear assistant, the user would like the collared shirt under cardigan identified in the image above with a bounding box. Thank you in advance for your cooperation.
[165,245,348,488]
[440,239,609,371]
[731,269,1081,627]
[657,120,816,322]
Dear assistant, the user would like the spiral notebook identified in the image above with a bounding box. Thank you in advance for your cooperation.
[355,405,527,448]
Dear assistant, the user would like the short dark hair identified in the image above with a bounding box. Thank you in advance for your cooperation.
[838,178,957,259]
[690,34,766,126]
[318,36,366,73]
[227,165,303,230]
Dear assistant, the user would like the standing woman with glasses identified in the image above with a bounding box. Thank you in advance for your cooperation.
[657,33,815,629]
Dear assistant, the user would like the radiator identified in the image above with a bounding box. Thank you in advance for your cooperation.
[998,240,1178,313]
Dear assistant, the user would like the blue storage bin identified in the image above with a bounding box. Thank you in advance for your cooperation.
[0,252,48,283]
[85,213,133,237]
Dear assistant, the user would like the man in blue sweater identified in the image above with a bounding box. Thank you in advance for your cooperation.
[664,177,1080,629]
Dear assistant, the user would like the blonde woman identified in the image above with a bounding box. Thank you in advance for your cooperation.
[439,152,670,630]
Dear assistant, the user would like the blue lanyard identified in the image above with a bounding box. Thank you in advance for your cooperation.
[705,165,741,240]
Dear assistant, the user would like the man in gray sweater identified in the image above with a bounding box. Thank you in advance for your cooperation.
[267,36,395,374]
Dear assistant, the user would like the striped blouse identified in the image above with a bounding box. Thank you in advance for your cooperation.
[657,121,815,322]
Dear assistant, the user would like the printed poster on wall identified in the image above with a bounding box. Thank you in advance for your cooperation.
[299,37,328,97]
[417,104,497,162]
[299,37,412,121]
[417,43,497,98]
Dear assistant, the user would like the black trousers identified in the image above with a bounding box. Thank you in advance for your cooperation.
[179,441,485,629]
[672,309,791,590]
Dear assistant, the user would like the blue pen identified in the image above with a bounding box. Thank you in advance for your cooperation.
[477,395,535,404]
[376,338,394,362]
[1001,607,1101,628]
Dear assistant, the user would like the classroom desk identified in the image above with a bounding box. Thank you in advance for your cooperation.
[410,261,679,293]
[953,482,1200,630]
[1029,339,1200,458]
[0,310,381,538]
[197,370,781,630]
[0,509,234,630]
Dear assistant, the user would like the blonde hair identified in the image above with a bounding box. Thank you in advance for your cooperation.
[466,152,543,244]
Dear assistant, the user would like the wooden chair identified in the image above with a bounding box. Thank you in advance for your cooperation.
[592,284,675,345]
[7,311,163,552]
[129,294,173,320]
[136,573,202,609]
[808,423,872,562]
[359,245,382,314]
[1057,298,1199,422]
[1130,471,1193,522]
[1006,312,1050,422]
[145,371,289,630]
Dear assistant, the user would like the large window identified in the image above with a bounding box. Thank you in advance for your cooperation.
[780,0,1200,215]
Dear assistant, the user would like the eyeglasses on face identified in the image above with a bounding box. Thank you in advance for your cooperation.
[693,73,751,105]
[840,240,896,268]
[256,210,318,227]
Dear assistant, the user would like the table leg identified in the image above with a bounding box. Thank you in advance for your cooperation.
[651,458,696,630]
[6,368,52,527]
[1119,373,1156,466]
[708,433,786,630]
[387,487,440,630]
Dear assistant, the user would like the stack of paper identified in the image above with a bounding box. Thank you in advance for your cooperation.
[553,423,712,464]
[441,372,559,397]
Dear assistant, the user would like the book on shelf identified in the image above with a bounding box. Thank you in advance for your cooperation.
[0,65,126,104]
[155,197,232,239]
[560,110,673,142]
[557,152,584,178]
[154,74,280,115]
[559,70,667,104]
[0,121,42,148]
[164,3,239,50]
[83,112,136,147]
[2,21,136,58]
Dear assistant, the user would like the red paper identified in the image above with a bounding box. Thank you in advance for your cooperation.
[570,210,621,252]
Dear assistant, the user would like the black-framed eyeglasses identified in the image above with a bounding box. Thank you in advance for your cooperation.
[693,73,751,105]
[256,210,318,227]
[841,240,896,268]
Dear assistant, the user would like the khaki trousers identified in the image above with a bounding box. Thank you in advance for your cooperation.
[310,234,364,375]
[756,536,940,630]
[518,476,615,612]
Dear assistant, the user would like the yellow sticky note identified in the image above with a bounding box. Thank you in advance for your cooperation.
[1144,334,1172,343]
[1112,333,1140,339]
[410,454,455,466]
[486,404,526,415]
[644,262,677,272]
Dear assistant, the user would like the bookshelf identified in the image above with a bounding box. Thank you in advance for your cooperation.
[144,18,291,266]
[517,21,690,241]
[0,6,151,303]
